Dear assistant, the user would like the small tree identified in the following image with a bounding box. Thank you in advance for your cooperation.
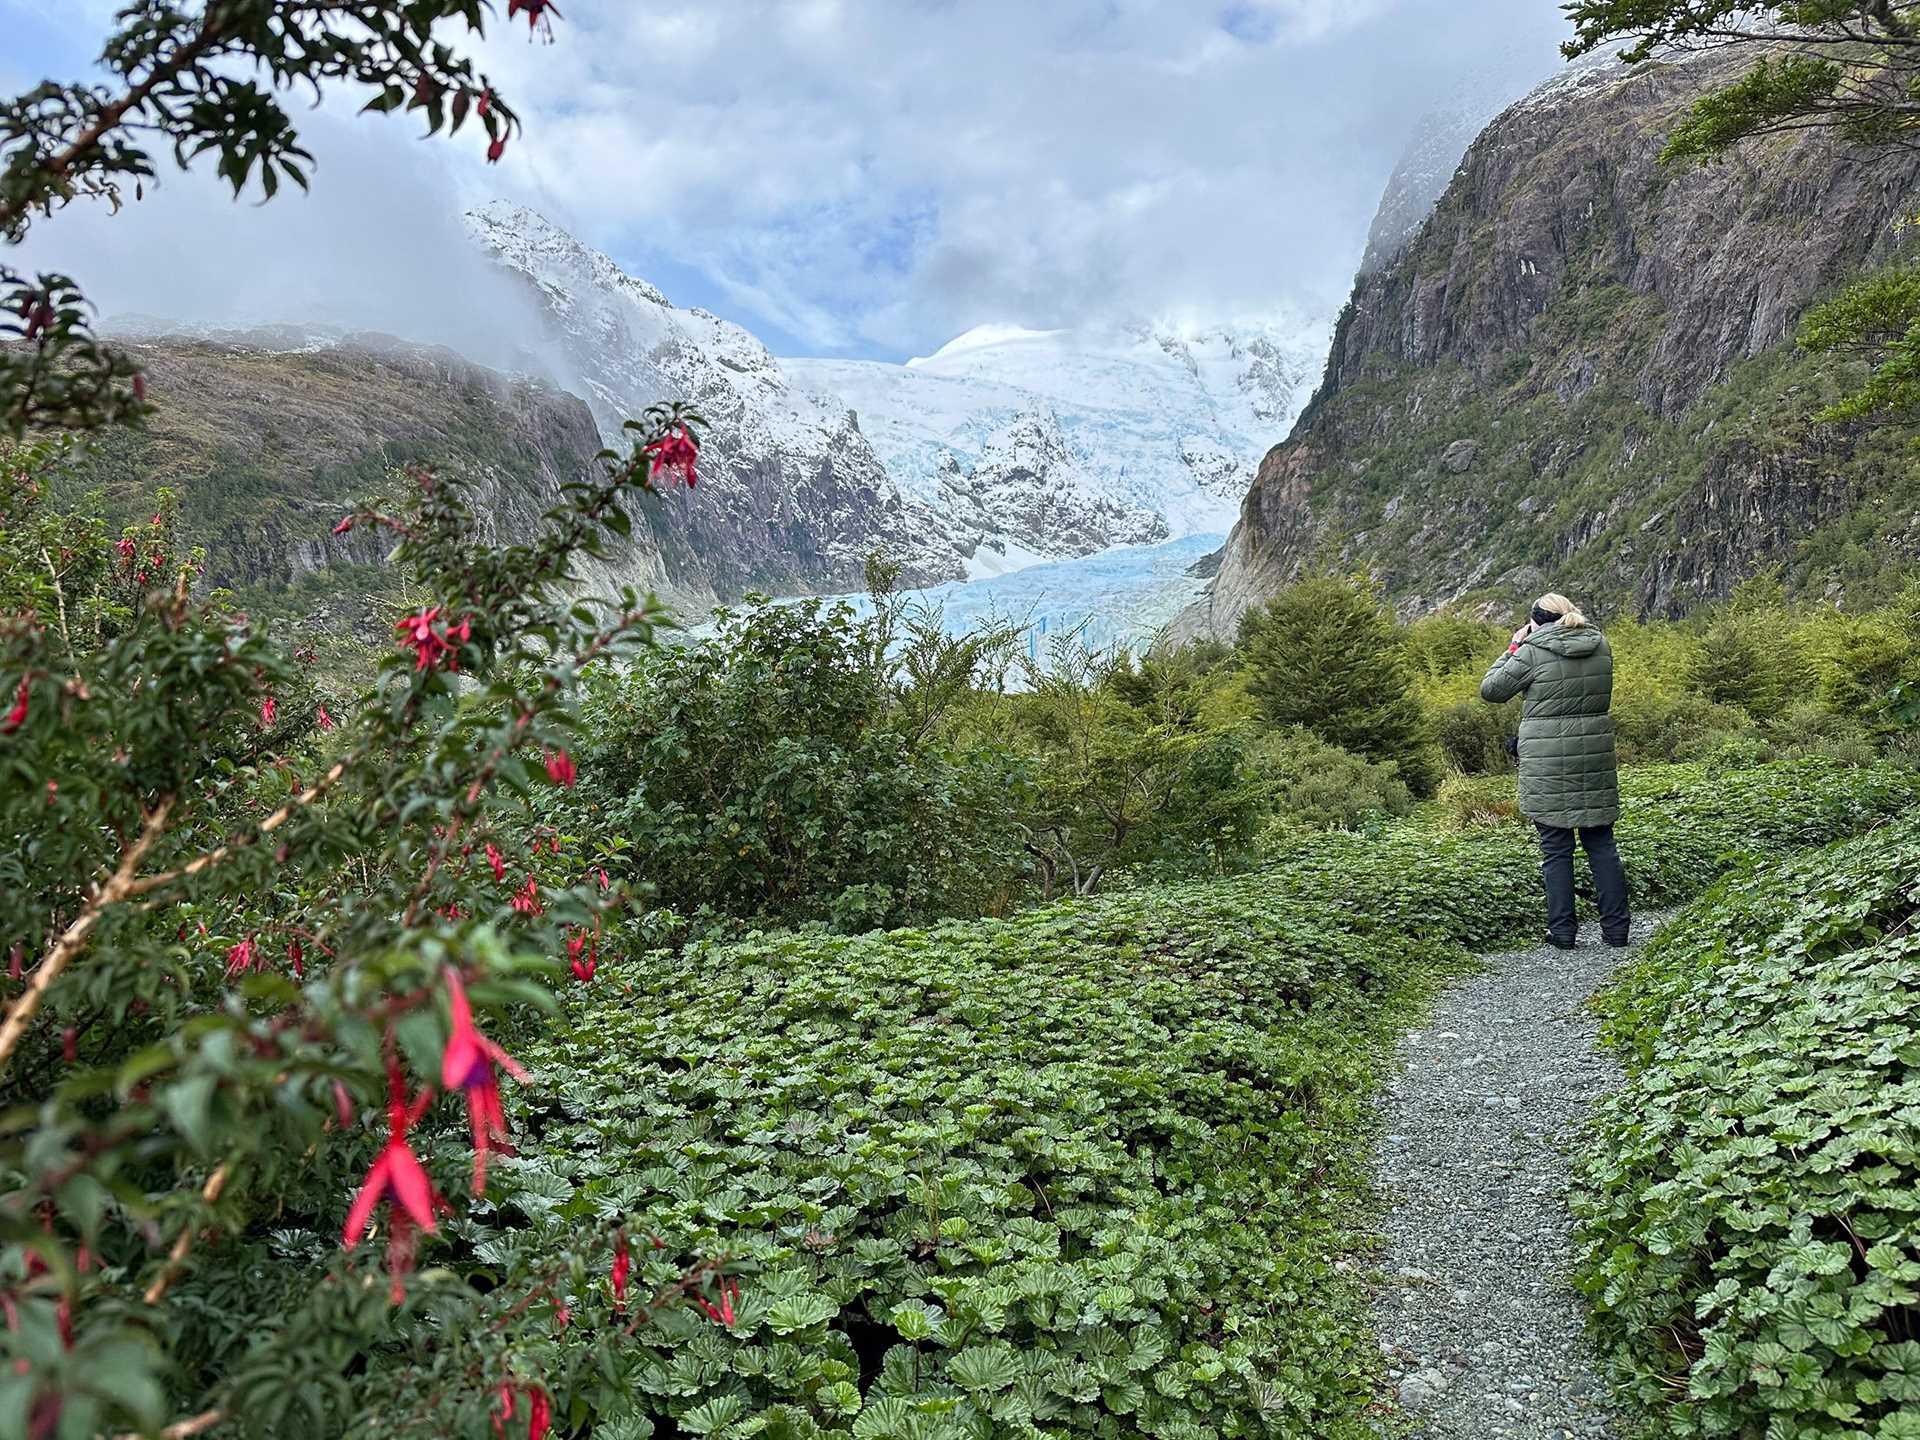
[1236,576,1440,794]
[1012,640,1257,898]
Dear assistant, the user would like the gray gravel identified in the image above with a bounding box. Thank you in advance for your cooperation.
[1370,914,1664,1440]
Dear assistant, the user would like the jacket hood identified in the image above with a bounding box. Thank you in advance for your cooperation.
[1528,623,1604,658]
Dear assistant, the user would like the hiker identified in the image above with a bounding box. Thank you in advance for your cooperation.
[1480,592,1631,949]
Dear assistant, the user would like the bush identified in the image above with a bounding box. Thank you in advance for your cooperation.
[1247,726,1415,836]
[1237,576,1442,795]
[0,421,720,1437]
[1004,642,1261,896]
[1430,698,1515,774]
[1432,771,1523,829]
[1572,817,1920,1439]
[572,595,1027,930]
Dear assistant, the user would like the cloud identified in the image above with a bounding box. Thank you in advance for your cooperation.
[4,0,1571,361]
[8,109,550,372]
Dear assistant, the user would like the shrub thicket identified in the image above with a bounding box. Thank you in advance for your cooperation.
[571,593,1027,931]
[1000,642,1261,896]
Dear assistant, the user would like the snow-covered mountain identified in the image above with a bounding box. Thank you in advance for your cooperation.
[465,202,967,597]
[785,319,1329,578]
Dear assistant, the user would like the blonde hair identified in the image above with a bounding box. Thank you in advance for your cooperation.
[1535,592,1589,628]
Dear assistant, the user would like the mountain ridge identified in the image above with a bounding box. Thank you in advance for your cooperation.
[1177,45,1920,640]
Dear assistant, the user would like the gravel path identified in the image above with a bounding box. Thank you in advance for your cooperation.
[1372,914,1663,1440]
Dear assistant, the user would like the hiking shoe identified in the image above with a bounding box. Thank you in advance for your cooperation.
[1547,934,1578,951]
[1602,933,1631,948]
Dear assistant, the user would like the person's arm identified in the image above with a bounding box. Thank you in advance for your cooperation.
[1480,622,1536,704]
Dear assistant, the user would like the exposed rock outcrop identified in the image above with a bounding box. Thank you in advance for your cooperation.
[58,335,649,626]
[1181,46,1920,638]
[466,203,965,597]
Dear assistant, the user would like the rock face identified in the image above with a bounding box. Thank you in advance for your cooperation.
[57,335,641,626]
[931,411,1171,571]
[1181,46,1920,638]
[785,318,1329,575]
[466,202,965,597]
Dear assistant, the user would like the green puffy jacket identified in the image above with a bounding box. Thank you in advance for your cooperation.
[1480,622,1620,829]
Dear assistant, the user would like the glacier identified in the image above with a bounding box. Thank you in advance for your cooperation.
[785,317,1329,565]
[828,531,1226,661]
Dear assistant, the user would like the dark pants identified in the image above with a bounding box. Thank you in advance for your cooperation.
[1534,822,1631,944]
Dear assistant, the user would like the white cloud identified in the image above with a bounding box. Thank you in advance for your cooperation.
[4,0,1570,360]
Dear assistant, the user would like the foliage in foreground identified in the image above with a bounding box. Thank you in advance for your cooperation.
[489,759,1916,1440]
[0,415,714,1440]
[1572,811,1920,1440]
[2,0,546,434]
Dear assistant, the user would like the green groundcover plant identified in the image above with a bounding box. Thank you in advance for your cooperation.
[1572,808,1920,1440]
[492,758,1914,1440]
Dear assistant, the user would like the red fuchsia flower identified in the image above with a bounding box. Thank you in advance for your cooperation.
[316,703,334,732]
[493,1384,552,1440]
[395,607,455,672]
[567,927,596,983]
[149,513,162,527]
[2,675,27,734]
[595,866,610,892]
[487,134,507,163]
[486,843,506,882]
[288,939,304,979]
[260,695,276,727]
[440,967,529,1196]
[508,0,562,34]
[451,615,472,644]
[331,515,354,536]
[224,935,261,980]
[61,1028,76,1064]
[544,749,576,788]
[115,536,135,564]
[510,876,542,915]
[342,1054,445,1300]
[476,87,492,117]
[131,373,146,403]
[642,424,700,489]
[611,1232,631,1309]
[694,1276,741,1327]
[20,296,55,341]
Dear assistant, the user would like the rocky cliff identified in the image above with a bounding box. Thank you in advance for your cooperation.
[54,334,662,629]
[1181,46,1920,638]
